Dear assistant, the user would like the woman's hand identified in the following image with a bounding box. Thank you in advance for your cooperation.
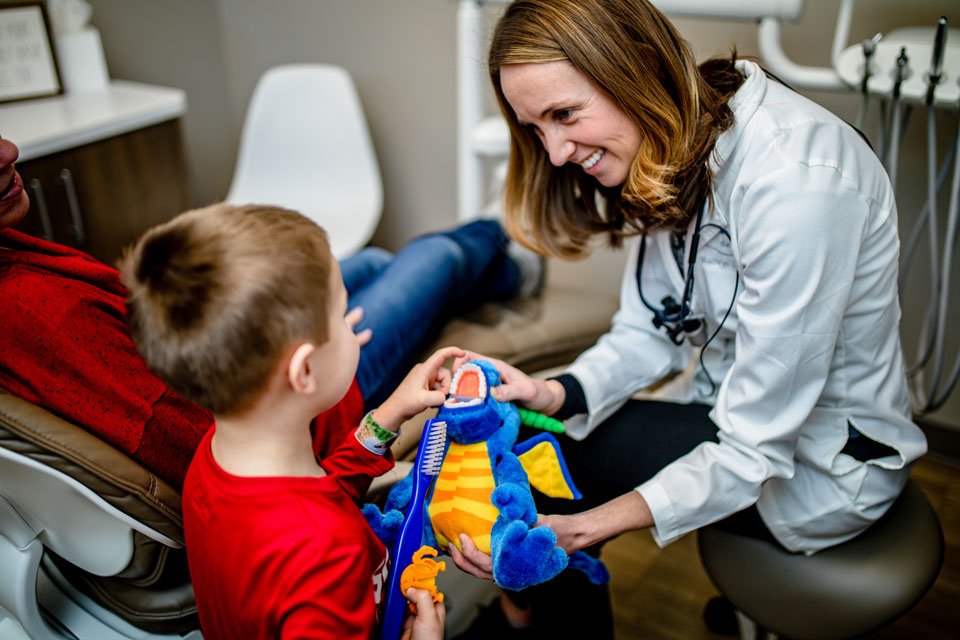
[536,513,592,554]
[400,588,446,640]
[539,491,656,554]
[374,346,465,431]
[448,533,494,581]
[451,350,565,415]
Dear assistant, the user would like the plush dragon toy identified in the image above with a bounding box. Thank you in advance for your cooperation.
[363,359,609,590]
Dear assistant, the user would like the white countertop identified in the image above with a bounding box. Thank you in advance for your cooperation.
[0,81,187,161]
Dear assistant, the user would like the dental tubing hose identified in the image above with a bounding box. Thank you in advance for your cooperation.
[901,17,960,413]
[884,47,911,185]
[923,97,960,412]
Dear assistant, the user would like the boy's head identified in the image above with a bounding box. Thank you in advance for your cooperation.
[121,203,353,417]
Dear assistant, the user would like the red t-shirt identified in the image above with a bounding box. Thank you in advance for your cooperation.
[183,427,394,639]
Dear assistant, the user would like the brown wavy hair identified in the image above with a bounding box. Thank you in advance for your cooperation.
[488,0,743,258]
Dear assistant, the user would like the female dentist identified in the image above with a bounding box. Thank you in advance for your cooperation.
[450,0,927,636]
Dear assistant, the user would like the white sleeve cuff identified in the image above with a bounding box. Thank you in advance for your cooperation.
[637,481,683,548]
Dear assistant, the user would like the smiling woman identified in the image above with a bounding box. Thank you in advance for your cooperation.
[488,0,743,259]
[451,1,929,638]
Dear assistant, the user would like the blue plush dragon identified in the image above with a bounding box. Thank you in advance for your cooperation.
[363,359,609,590]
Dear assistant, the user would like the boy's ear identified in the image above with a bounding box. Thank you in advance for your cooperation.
[288,342,319,395]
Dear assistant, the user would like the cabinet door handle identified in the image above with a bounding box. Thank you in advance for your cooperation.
[58,169,87,245]
[27,179,55,241]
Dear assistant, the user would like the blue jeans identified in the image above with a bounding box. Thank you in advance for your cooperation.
[339,219,521,408]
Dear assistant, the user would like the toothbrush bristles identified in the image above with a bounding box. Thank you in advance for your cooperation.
[420,421,447,476]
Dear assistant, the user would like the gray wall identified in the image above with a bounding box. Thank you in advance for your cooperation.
[88,0,459,248]
[75,0,960,428]
[85,0,233,208]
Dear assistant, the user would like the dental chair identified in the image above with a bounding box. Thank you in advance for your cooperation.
[0,389,199,640]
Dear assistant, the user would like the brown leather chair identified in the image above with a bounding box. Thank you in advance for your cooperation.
[698,480,944,640]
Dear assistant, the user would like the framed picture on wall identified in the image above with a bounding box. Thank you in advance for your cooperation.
[0,1,62,103]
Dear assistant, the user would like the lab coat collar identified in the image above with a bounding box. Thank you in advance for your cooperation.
[710,60,767,183]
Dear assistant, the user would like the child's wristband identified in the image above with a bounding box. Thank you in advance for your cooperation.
[355,411,400,456]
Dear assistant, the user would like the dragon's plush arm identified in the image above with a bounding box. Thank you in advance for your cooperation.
[362,469,415,547]
[490,452,537,525]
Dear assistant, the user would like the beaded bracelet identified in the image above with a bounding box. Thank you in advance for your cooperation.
[355,411,400,455]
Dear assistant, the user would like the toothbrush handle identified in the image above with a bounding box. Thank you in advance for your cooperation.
[379,420,433,640]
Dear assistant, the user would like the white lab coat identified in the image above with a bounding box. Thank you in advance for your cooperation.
[564,61,927,554]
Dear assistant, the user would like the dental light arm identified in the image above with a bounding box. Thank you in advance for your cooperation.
[650,0,804,21]
[476,0,805,18]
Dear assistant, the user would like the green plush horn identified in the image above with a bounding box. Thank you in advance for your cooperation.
[517,408,565,434]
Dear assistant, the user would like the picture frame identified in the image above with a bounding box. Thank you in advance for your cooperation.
[0,1,62,103]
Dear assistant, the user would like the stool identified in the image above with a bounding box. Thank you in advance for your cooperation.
[697,479,944,640]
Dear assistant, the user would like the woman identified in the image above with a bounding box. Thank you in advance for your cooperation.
[452,0,927,635]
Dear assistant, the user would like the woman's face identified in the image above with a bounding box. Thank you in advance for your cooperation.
[0,139,29,230]
[500,60,641,188]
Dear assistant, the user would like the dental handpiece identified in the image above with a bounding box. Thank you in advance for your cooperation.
[860,33,882,95]
[855,33,883,131]
[892,46,910,102]
[884,47,911,179]
[926,17,948,105]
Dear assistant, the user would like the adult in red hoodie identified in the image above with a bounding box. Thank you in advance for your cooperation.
[0,137,533,490]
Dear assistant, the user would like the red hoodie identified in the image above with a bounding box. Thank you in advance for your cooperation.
[0,229,365,489]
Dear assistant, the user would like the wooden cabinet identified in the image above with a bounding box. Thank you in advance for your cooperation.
[1,80,190,265]
[14,120,190,265]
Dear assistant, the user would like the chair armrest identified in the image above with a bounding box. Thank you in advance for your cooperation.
[0,388,183,545]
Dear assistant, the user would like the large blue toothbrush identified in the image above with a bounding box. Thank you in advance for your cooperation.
[379,418,447,640]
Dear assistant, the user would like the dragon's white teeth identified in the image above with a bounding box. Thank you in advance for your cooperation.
[444,396,482,408]
[446,364,487,408]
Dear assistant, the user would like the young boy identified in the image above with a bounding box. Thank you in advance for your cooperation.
[120,203,456,639]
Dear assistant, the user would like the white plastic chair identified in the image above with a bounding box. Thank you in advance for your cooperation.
[225,64,383,259]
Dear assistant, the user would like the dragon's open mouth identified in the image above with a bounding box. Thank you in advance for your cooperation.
[444,362,486,409]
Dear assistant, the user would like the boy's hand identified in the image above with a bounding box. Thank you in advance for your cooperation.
[400,588,446,640]
[373,346,465,431]
[452,350,565,415]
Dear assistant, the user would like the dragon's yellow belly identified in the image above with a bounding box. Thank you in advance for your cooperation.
[427,441,499,554]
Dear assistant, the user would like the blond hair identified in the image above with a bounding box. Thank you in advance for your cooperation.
[488,0,742,257]
[120,204,334,416]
